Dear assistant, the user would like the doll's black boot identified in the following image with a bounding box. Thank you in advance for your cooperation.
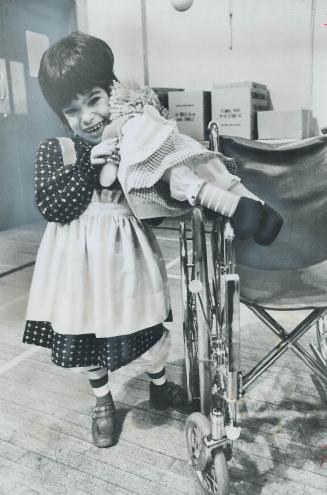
[254,204,284,245]
[91,392,116,448]
[231,197,283,245]
[230,197,263,240]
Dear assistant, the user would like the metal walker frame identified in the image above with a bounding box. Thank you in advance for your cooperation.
[179,122,327,495]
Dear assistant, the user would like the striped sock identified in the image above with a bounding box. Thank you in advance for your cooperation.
[198,182,240,217]
[229,180,262,203]
[87,367,110,404]
[146,367,167,386]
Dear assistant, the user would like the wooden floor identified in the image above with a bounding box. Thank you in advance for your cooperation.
[0,221,326,495]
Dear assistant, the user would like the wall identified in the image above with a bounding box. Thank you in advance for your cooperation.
[85,0,327,128]
[86,0,144,85]
[312,0,327,130]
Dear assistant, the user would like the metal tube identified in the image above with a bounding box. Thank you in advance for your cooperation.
[227,401,237,427]
[249,306,327,377]
[243,309,324,391]
[247,304,288,339]
[210,409,224,441]
[243,345,290,390]
[247,305,327,379]
[226,276,240,373]
[226,371,238,402]
[192,210,211,416]
[292,345,327,384]
[208,121,220,152]
[294,344,327,378]
[310,343,327,370]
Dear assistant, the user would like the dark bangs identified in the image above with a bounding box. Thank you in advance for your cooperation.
[38,32,117,122]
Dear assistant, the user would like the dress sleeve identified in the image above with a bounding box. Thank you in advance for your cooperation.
[35,138,97,224]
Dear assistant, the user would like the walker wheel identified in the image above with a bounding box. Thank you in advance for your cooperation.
[186,413,230,495]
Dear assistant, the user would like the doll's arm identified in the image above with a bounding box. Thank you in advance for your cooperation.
[163,164,283,244]
[97,118,128,187]
[163,163,240,215]
[35,139,97,223]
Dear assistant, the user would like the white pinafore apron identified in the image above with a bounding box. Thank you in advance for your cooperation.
[25,189,171,338]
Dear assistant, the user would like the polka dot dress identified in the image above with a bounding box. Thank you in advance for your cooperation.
[23,320,164,371]
[34,138,96,223]
[23,137,171,371]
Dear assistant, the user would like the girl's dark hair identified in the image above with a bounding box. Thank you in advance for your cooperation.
[38,31,117,124]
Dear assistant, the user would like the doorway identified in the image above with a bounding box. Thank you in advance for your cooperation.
[0,0,76,230]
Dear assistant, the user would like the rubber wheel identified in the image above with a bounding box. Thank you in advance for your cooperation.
[186,413,230,495]
[192,209,212,416]
[180,221,200,405]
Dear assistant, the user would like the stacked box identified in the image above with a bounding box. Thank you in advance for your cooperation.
[311,116,321,137]
[257,110,314,139]
[152,87,184,111]
[211,82,272,139]
[168,91,212,141]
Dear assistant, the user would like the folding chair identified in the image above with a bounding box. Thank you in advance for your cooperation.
[220,133,327,390]
[180,126,327,495]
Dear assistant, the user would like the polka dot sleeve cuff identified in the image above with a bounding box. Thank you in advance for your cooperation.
[35,138,97,224]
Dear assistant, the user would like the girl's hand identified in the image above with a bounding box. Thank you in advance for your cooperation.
[90,138,119,167]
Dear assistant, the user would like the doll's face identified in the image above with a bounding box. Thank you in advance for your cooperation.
[62,87,110,144]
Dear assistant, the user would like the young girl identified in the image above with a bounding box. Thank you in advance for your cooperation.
[23,31,282,449]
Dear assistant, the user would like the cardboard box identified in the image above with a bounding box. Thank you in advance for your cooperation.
[258,110,313,139]
[211,84,271,139]
[152,87,184,110]
[214,81,268,90]
[311,116,321,137]
[213,81,272,109]
[168,91,211,140]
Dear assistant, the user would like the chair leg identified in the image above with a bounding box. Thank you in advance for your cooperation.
[247,305,327,383]
[291,344,327,383]
[242,308,327,391]
[316,316,327,364]
[310,343,326,369]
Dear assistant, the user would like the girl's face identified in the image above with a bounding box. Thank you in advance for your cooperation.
[62,87,110,144]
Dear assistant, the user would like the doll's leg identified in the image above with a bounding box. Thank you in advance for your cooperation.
[228,181,284,245]
[198,182,263,240]
[86,366,116,448]
[198,182,283,244]
[170,157,283,244]
[168,164,282,244]
[229,180,261,201]
[136,327,193,413]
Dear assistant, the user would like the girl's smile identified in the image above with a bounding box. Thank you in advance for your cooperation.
[62,87,110,144]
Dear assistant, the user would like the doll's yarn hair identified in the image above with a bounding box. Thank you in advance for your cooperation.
[109,80,170,122]
[38,31,117,125]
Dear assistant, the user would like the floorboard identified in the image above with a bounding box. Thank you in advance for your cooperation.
[0,222,326,494]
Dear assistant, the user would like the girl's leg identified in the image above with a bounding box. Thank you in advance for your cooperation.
[136,328,193,413]
[138,327,171,384]
[87,366,110,403]
[86,366,116,448]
